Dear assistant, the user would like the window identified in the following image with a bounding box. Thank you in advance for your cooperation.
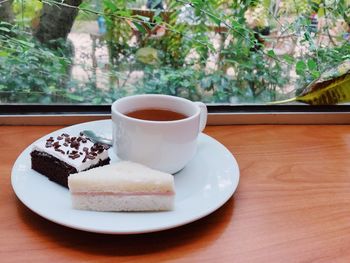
[1,1,350,124]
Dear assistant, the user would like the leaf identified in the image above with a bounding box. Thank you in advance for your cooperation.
[296,60,307,76]
[132,21,147,33]
[66,93,85,102]
[297,77,350,105]
[135,47,160,65]
[103,0,117,12]
[0,50,8,57]
[267,50,277,60]
[16,39,35,48]
[0,27,10,32]
[0,21,12,26]
[297,60,350,104]
[207,12,221,26]
[307,59,318,71]
[92,97,103,104]
[283,54,295,65]
[133,15,150,22]
[270,60,350,105]
[310,70,320,79]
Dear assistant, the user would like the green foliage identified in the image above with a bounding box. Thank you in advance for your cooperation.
[101,0,290,102]
[13,0,42,23]
[295,42,350,95]
[103,0,134,67]
[2,0,350,104]
[136,66,202,100]
[0,23,68,103]
[0,21,126,104]
[135,66,241,103]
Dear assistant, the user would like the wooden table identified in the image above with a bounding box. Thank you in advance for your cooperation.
[1,124,350,262]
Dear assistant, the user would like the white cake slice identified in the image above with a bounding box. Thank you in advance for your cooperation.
[68,161,175,211]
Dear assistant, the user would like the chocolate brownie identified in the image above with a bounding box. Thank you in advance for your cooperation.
[30,132,110,187]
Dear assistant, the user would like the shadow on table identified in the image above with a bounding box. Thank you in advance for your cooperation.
[16,196,235,257]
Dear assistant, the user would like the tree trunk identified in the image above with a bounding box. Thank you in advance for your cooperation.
[0,0,14,23]
[34,0,82,44]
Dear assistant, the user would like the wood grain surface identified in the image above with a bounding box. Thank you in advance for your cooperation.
[1,124,350,263]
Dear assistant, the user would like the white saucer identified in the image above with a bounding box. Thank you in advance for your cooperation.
[11,120,239,234]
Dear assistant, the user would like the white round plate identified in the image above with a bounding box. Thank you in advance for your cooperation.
[11,120,239,234]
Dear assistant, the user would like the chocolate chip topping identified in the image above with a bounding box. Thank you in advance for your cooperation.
[69,153,80,160]
[42,132,108,162]
[102,144,110,151]
[70,140,80,149]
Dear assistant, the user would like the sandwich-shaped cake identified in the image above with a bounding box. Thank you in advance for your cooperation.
[68,161,175,211]
[31,132,110,187]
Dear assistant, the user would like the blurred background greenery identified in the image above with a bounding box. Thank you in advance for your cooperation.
[0,0,349,104]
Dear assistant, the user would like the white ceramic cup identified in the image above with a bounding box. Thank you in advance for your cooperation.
[111,94,207,174]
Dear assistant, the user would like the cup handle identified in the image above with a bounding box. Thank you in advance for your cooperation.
[194,102,207,132]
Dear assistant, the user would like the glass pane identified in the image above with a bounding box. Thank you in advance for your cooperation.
[1,0,349,105]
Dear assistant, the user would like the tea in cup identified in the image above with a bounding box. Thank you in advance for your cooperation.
[111,94,207,174]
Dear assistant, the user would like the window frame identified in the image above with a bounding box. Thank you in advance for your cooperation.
[1,104,349,125]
